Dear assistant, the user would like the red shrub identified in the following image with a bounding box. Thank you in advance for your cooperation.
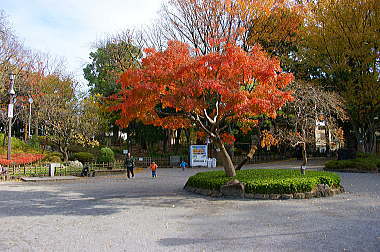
[0,153,45,166]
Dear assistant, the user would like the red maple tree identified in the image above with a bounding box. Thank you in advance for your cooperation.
[112,41,293,176]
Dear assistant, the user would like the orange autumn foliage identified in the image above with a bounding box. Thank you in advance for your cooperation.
[260,130,279,148]
[220,133,236,145]
[112,41,293,138]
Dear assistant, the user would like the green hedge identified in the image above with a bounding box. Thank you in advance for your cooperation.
[97,147,115,163]
[42,152,63,162]
[325,156,380,172]
[185,169,341,194]
[73,152,95,163]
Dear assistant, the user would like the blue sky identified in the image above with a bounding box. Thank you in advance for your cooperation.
[2,0,163,87]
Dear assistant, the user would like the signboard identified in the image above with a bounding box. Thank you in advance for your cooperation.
[123,150,128,154]
[7,104,13,118]
[189,145,208,167]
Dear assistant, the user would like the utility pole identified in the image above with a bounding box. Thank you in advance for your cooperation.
[7,73,15,160]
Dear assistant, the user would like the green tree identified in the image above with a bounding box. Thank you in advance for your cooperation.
[83,33,142,143]
[38,76,102,161]
[300,0,380,153]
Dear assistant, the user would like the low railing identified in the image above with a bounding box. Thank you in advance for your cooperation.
[231,153,288,165]
[3,161,126,178]
[1,153,290,179]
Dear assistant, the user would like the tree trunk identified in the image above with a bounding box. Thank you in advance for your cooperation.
[324,124,330,156]
[112,125,119,144]
[235,145,257,170]
[301,142,307,175]
[175,128,182,145]
[214,138,236,177]
[34,119,39,136]
[354,125,376,153]
[24,121,28,141]
[365,128,375,153]
[59,146,69,162]
[2,126,7,147]
[163,129,169,152]
[184,128,191,145]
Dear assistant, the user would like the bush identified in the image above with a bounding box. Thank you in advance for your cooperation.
[43,155,62,163]
[185,169,341,194]
[0,133,28,151]
[325,156,380,172]
[42,151,63,162]
[73,152,95,163]
[97,147,115,163]
[0,153,45,166]
[28,135,40,149]
[66,160,83,168]
[355,152,378,159]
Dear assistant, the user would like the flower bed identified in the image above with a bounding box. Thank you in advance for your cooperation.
[185,169,342,198]
[0,153,45,166]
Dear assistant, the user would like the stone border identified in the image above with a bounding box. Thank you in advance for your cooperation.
[184,184,345,200]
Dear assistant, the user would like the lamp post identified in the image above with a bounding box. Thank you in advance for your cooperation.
[28,97,33,138]
[7,73,15,160]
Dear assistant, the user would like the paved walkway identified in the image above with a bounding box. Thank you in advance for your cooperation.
[0,159,379,251]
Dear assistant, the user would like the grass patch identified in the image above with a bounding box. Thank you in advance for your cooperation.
[185,169,341,194]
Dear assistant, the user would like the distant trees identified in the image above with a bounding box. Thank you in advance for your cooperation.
[159,0,303,55]
[83,32,143,143]
[274,81,347,172]
[0,10,104,158]
[38,77,104,161]
[78,0,379,157]
[299,0,380,153]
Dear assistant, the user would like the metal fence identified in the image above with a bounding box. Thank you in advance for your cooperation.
[3,160,127,178]
[1,153,289,179]
[231,153,287,165]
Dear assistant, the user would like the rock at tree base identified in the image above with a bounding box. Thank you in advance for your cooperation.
[220,179,245,197]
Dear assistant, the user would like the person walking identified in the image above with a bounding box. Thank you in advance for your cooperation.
[179,160,188,171]
[150,161,158,178]
[125,152,135,179]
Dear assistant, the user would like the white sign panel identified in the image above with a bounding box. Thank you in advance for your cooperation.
[123,150,128,154]
[7,104,14,118]
[189,145,208,167]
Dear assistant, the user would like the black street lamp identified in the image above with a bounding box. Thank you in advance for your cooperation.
[28,97,33,138]
[7,73,15,160]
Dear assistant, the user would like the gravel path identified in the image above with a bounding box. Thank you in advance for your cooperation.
[0,159,379,252]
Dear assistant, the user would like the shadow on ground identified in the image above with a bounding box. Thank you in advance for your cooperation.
[0,183,214,217]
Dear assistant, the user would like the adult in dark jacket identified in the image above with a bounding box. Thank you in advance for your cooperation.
[125,152,135,178]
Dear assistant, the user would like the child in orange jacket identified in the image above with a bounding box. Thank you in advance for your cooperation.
[150,161,158,178]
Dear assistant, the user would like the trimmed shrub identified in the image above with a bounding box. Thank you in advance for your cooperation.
[185,169,341,194]
[43,155,62,163]
[28,135,40,149]
[73,152,95,163]
[43,152,63,162]
[325,156,379,172]
[97,147,115,163]
[355,152,378,159]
